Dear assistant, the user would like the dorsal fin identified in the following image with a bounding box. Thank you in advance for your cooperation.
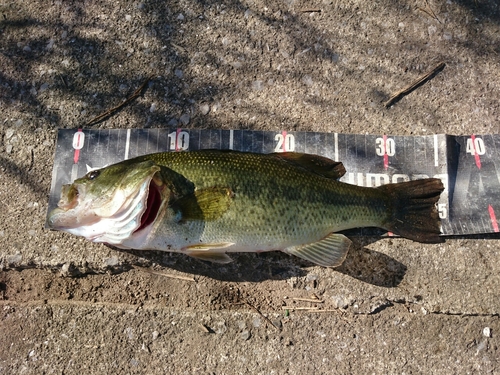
[271,152,346,179]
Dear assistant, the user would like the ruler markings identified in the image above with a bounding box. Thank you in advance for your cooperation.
[334,133,339,162]
[488,205,499,232]
[155,128,159,153]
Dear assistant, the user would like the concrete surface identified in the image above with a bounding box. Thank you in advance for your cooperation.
[1,0,499,374]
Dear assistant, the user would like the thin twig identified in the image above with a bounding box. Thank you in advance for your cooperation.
[86,75,153,126]
[199,324,211,333]
[132,265,196,282]
[300,9,321,13]
[417,1,441,23]
[244,299,279,330]
[384,61,445,108]
[58,74,68,88]
[282,306,323,311]
[426,0,441,23]
[291,297,324,303]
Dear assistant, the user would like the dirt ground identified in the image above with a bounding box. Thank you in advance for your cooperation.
[1,0,499,374]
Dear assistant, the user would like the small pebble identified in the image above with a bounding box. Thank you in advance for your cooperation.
[179,113,190,125]
[240,330,251,341]
[174,69,183,79]
[60,263,71,276]
[39,83,49,93]
[23,45,32,52]
[332,296,348,309]
[252,80,264,91]
[215,321,227,334]
[5,128,14,140]
[252,318,261,328]
[104,256,119,267]
[167,118,178,127]
[7,253,22,264]
[124,327,134,340]
[199,103,210,115]
[211,102,221,112]
[483,327,492,338]
[302,75,313,86]
[306,274,318,282]
[46,39,55,50]
[443,32,452,40]
[149,102,157,113]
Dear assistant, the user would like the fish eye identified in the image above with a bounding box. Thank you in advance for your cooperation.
[87,170,100,180]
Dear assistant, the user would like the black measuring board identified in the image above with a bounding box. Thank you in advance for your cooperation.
[47,128,500,237]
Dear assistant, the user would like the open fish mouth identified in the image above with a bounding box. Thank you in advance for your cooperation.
[48,169,166,245]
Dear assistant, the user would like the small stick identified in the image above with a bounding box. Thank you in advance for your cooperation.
[58,74,68,88]
[132,265,196,282]
[417,1,441,24]
[384,61,445,108]
[300,9,321,13]
[282,306,323,311]
[244,299,279,330]
[291,297,324,303]
[199,324,211,333]
[86,75,153,126]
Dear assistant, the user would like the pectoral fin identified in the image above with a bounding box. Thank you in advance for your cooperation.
[284,233,351,267]
[175,187,234,221]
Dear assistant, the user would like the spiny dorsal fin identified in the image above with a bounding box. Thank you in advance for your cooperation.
[175,187,234,221]
[284,233,351,267]
[272,152,346,179]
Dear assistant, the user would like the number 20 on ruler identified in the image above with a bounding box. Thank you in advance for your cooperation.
[275,132,295,152]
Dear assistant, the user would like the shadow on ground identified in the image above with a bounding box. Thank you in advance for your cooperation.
[122,236,407,288]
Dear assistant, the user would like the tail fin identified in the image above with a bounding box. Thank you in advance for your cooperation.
[378,178,444,243]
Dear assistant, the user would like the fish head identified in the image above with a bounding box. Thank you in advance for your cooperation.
[48,159,170,244]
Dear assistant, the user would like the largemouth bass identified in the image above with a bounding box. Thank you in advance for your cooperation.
[48,150,444,267]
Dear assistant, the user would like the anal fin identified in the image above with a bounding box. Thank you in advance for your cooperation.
[284,233,351,267]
